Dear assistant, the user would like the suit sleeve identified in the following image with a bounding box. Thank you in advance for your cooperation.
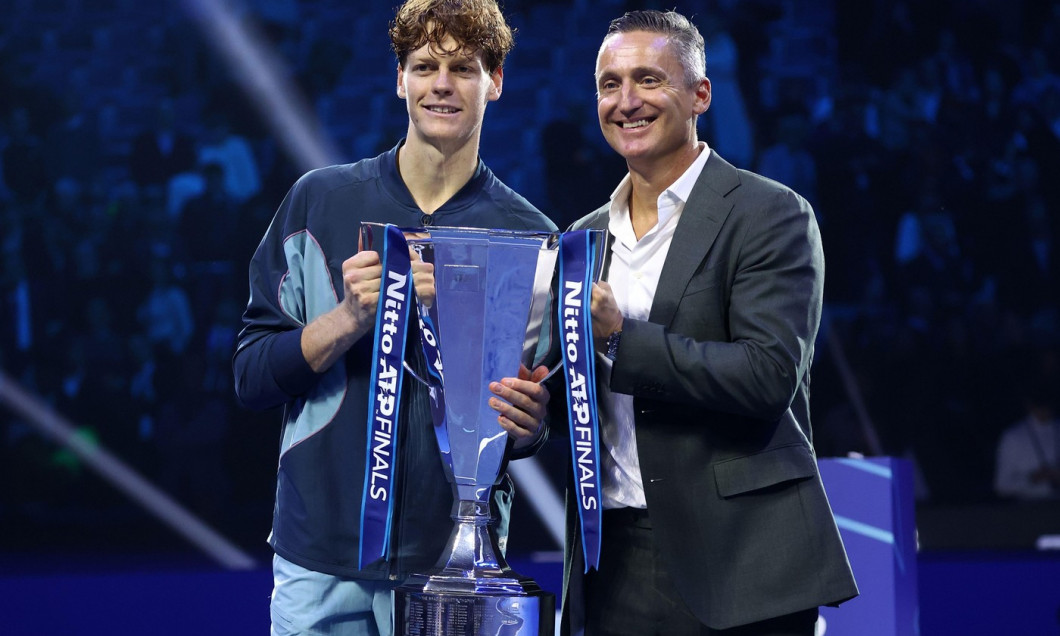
[609,186,824,421]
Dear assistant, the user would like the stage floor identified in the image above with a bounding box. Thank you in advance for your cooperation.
[2,550,1058,635]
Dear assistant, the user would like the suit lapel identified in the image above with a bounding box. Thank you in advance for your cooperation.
[649,151,741,326]
[576,205,615,279]
[579,205,610,231]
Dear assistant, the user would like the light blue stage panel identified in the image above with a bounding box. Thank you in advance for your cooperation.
[818,457,918,636]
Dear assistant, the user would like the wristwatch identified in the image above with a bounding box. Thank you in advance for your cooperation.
[605,330,622,361]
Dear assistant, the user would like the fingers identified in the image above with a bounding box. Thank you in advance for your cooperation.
[590,282,623,338]
[343,250,436,310]
[489,377,548,422]
[348,249,381,268]
[340,252,382,318]
[343,250,382,288]
[528,364,550,383]
[411,258,435,307]
[489,369,550,441]
[495,412,539,444]
[590,282,612,316]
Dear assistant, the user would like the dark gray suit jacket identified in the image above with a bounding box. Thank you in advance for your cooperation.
[560,151,858,631]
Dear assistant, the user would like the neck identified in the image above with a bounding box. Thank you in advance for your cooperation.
[398,131,480,214]
[625,142,703,240]
[625,184,658,241]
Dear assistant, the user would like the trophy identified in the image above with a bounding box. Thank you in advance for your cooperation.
[359,223,605,636]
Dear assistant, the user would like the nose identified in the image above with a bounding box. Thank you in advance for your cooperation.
[432,68,453,95]
[617,81,642,115]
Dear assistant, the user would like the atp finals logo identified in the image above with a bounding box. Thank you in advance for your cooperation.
[368,269,409,502]
[562,279,598,512]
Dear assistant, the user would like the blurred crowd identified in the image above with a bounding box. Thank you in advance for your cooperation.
[1,0,1059,554]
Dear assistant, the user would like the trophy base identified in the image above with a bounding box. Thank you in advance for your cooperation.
[392,492,556,634]
[393,587,555,636]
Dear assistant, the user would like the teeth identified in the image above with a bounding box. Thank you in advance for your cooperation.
[428,106,457,113]
[622,119,650,129]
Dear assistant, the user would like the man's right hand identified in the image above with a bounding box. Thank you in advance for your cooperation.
[303,248,435,373]
[590,281,624,339]
[301,251,381,373]
[339,250,383,332]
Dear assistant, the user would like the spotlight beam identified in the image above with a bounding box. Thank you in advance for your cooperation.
[0,369,258,570]
[180,0,344,172]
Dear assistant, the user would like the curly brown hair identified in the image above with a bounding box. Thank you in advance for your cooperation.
[389,0,515,73]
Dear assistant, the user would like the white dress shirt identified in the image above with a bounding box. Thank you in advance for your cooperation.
[598,143,711,510]
[995,416,1059,499]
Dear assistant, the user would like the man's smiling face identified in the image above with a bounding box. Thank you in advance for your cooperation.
[398,34,502,153]
[595,30,709,171]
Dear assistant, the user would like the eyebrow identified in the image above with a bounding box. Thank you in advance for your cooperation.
[450,55,480,66]
[413,46,480,64]
[596,65,667,83]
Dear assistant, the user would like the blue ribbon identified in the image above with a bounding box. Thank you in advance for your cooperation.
[558,230,603,572]
[359,224,413,569]
[412,260,452,476]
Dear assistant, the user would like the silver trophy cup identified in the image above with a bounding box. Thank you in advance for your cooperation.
[362,224,561,636]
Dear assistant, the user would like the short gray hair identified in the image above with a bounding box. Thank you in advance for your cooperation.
[603,10,706,87]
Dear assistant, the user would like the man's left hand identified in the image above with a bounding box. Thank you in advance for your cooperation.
[490,364,550,451]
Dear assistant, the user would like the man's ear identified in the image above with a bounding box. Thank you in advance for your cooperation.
[396,64,407,99]
[487,67,504,102]
[693,77,711,115]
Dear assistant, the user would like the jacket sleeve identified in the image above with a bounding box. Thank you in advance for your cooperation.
[609,186,824,422]
[232,177,321,411]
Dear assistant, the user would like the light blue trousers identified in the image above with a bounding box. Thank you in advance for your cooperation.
[270,554,395,636]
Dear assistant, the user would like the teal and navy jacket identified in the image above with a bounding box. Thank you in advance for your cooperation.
[233,142,556,580]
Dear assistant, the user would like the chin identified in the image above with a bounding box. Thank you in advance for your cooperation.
[611,143,650,162]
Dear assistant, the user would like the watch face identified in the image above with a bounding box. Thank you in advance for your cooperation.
[606,331,621,360]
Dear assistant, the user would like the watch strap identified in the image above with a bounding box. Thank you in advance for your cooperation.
[605,330,622,361]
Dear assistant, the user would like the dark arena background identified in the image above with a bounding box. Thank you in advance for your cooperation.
[2,0,1060,634]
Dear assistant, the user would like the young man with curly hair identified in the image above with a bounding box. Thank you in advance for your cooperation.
[234,1,556,633]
